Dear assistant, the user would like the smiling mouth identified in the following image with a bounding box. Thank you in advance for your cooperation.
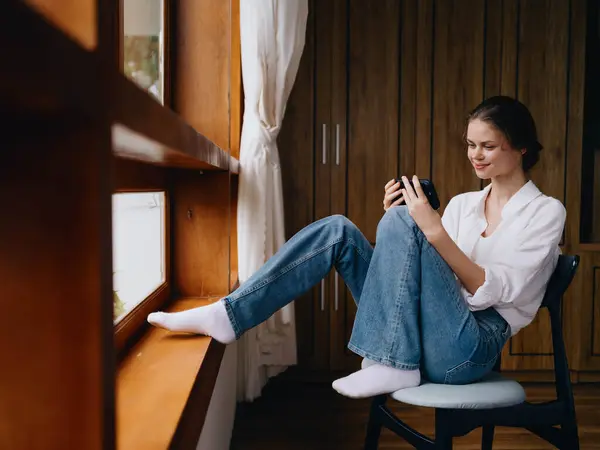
[473,162,489,169]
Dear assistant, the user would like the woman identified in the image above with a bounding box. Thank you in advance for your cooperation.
[148,96,566,398]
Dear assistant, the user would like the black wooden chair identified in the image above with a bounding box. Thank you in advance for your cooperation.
[363,254,580,450]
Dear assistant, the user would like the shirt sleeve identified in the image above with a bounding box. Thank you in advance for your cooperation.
[441,196,460,242]
[463,198,566,311]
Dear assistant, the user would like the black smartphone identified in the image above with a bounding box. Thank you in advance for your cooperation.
[394,178,441,210]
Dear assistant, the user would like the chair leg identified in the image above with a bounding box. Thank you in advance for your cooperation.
[435,409,453,450]
[561,420,580,450]
[481,425,495,450]
[364,395,386,450]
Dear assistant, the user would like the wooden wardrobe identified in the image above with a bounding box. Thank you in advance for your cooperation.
[279,0,600,381]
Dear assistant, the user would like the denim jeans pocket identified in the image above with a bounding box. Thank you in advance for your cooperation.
[443,357,498,385]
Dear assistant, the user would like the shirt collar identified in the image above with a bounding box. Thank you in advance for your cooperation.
[465,180,542,220]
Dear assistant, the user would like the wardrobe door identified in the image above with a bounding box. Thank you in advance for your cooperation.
[329,0,402,371]
[279,0,331,370]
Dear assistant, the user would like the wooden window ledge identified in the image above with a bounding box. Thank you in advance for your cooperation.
[117,297,226,450]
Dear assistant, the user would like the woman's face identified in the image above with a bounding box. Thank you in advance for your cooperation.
[466,119,524,180]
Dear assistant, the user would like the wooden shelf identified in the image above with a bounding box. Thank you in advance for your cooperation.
[117,297,226,450]
[112,76,239,173]
[2,1,240,174]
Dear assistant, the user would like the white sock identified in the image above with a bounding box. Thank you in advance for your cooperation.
[147,300,236,344]
[332,364,421,398]
[361,358,377,369]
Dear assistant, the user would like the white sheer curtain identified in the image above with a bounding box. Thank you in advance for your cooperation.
[236,0,309,401]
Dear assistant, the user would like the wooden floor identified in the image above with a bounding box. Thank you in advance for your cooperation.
[231,378,600,449]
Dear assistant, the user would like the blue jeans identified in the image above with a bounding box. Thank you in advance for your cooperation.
[223,207,511,384]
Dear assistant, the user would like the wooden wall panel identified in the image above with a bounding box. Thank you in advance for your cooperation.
[346,0,400,242]
[0,120,114,449]
[575,252,600,369]
[279,0,324,368]
[280,0,594,377]
[24,0,96,48]
[397,0,417,177]
[518,0,570,202]
[173,0,231,150]
[563,0,588,372]
[593,266,600,356]
[432,0,484,206]
[172,171,230,297]
[484,0,504,98]
[502,0,571,367]
[414,0,435,179]
[114,158,169,191]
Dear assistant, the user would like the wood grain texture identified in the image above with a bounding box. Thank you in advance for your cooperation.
[173,0,231,150]
[398,0,418,177]
[1,2,104,116]
[593,266,600,356]
[231,379,600,450]
[328,0,401,371]
[0,120,114,450]
[432,0,485,206]
[503,0,571,369]
[576,252,600,369]
[117,297,224,450]
[484,0,503,98]
[517,0,570,203]
[279,0,327,370]
[24,0,96,48]
[563,0,588,372]
[172,171,231,297]
[112,76,238,173]
[414,0,434,179]
[346,0,400,243]
[114,284,171,357]
[114,158,169,191]
[2,3,237,173]
[313,0,334,369]
[500,0,520,97]
[229,0,242,160]
[329,0,354,372]
[280,0,593,379]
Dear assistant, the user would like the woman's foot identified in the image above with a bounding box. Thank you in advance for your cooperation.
[332,364,420,398]
[147,299,236,344]
[361,358,377,369]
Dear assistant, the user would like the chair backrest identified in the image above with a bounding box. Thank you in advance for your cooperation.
[541,254,580,402]
[541,254,580,310]
[494,254,579,398]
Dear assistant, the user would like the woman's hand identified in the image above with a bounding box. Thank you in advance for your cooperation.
[382,179,404,211]
[401,175,444,240]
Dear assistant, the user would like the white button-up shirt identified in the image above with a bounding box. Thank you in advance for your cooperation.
[441,180,566,336]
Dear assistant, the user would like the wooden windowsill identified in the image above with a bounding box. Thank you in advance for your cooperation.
[111,77,240,174]
[117,296,226,450]
[4,2,240,174]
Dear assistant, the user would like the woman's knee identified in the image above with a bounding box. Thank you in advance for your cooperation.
[317,214,357,235]
[377,206,414,235]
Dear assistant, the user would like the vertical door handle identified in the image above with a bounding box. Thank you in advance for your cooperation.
[334,271,339,311]
[320,279,326,311]
[322,124,327,164]
[335,124,340,165]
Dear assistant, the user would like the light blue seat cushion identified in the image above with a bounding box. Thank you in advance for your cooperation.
[390,372,526,410]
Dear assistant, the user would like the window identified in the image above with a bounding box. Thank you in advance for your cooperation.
[122,0,165,104]
[112,192,166,323]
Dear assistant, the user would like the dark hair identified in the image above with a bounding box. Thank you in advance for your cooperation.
[467,95,543,172]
